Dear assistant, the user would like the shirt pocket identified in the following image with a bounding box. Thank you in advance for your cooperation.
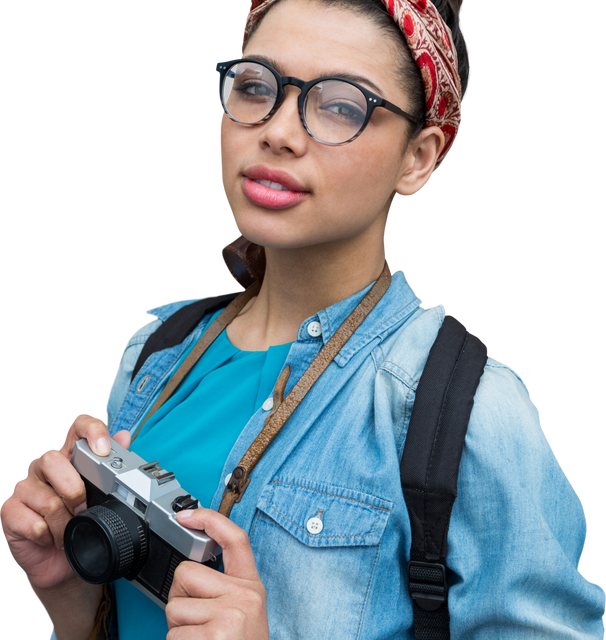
[250,477,392,640]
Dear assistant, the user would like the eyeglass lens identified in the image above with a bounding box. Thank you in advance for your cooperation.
[222,61,369,145]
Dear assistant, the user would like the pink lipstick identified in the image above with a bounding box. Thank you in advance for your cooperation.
[242,178,309,209]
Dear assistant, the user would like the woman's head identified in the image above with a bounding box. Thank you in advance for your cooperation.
[245,0,424,138]
[245,0,468,152]
[220,0,467,256]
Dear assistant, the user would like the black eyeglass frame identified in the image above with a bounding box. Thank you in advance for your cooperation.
[216,58,422,146]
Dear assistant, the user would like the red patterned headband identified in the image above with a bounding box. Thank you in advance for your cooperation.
[244,0,461,167]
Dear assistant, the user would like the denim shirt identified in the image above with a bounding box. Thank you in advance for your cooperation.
[102,271,604,639]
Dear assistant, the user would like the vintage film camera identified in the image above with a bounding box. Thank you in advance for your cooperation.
[63,438,220,609]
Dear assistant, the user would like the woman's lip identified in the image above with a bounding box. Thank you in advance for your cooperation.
[244,165,309,193]
[242,176,310,210]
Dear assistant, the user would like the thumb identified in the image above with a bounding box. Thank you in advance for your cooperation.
[176,508,259,582]
[112,429,131,451]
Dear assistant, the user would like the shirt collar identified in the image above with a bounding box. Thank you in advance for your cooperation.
[147,271,420,366]
[297,267,424,367]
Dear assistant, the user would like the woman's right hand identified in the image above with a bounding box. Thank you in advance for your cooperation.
[2,414,132,585]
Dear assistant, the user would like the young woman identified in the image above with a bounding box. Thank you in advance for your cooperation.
[2,1,604,639]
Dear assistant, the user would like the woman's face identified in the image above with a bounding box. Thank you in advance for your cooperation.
[221,0,416,251]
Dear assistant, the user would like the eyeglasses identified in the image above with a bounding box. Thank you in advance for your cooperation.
[216,58,421,146]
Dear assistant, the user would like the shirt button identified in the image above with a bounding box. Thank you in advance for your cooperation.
[262,397,274,411]
[306,517,323,535]
[307,321,322,338]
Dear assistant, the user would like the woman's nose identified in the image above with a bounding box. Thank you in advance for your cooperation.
[271,85,305,130]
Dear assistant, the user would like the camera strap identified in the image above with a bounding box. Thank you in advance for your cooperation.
[131,262,392,518]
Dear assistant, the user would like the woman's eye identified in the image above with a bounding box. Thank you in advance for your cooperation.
[323,102,365,123]
[234,81,276,99]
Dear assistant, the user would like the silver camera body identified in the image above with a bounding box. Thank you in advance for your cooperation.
[64,438,220,609]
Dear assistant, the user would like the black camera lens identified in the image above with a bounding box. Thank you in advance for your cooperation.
[70,521,110,577]
[64,499,148,584]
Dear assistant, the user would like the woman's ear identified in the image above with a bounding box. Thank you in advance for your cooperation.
[395,125,445,196]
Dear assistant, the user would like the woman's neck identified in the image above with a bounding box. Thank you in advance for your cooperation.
[230,248,385,350]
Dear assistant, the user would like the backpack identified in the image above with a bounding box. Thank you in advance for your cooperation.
[131,293,487,640]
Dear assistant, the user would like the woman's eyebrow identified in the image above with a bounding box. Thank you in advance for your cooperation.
[246,54,385,96]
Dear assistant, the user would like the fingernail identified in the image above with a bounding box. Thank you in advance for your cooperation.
[93,438,111,456]
[74,502,87,515]
[177,509,194,520]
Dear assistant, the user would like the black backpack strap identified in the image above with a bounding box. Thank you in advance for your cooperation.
[131,292,240,381]
[400,315,487,640]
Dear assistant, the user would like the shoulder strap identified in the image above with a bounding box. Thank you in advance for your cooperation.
[131,292,240,381]
[400,315,487,640]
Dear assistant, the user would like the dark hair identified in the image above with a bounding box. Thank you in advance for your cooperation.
[245,0,469,137]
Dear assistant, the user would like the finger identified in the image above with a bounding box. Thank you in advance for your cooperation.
[15,475,77,547]
[176,509,259,582]
[165,596,221,628]
[1,497,54,548]
[30,451,87,516]
[60,414,111,459]
[168,560,233,601]
[112,429,131,451]
[167,619,237,640]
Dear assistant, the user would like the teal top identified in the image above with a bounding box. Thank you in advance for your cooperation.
[114,309,293,639]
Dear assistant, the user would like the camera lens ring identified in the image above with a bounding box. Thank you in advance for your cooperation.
[64,499,148,584]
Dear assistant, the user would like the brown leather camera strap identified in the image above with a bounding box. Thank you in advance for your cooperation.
[131,280,261,441]
[130,263,391,518]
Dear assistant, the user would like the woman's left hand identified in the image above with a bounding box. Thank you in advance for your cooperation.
[166,508,270,640]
